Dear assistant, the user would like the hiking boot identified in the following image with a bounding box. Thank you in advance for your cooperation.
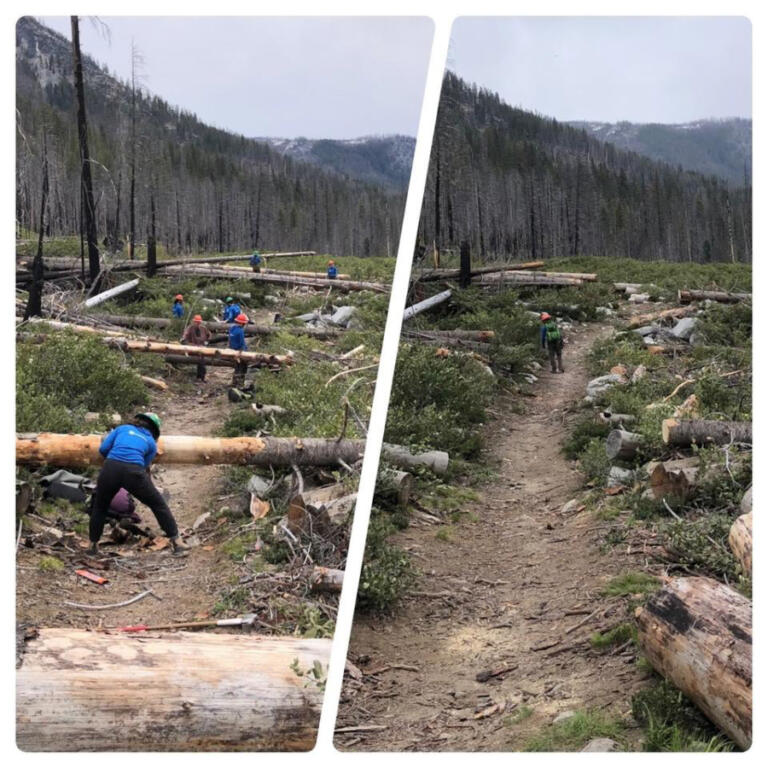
[558,368,565,374]
[86,541,99,556]
[170,538,190,556]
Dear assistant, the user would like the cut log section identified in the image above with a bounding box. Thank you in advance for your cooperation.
[140,375,168,391]
[646,457,700,500]
[310,566,344,593]
[605,429,644,460]
[628,305,698,329]
[302,484,358,526]
[403,290,452,321]
[81,278,140,308]
[635,576,751,749]
[381,444,449,475]
[597,411,636,427]
[375,468,414,508]
[16,627,329,751]
[729,512,752,576]
[662,419,752,447]
[678,289,751,305]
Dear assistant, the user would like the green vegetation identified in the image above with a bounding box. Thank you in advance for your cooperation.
[602,572,660,597]
[37,555,65,572]
[525,709,627,752]
[589,622,635,650]
[504,705,534,727]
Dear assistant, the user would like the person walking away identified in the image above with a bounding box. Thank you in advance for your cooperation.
[540,312,564,373]
[88,413,189,556]
[250,251,263,273]
[327,260,338,279]
[229,312,249,386]
[222,296,241,323]
[172,294,184,318]
[181,314,211,381]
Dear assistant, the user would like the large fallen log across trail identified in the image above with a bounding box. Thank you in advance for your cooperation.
[605,429,644,461]
[403,330,491,355]
[403,290,452,321]
[17,434,449,474]
[191,265,352,280]
[477,273,582,287]
[628,305,698,329]
[417,329,495,341]
[162,265,388,293]
[662,419,752,447]
[729,512,752,576]
[19,317,143,339]
[635,577,751,749]
[164,353,237,368]
[16,627,329,751]
[81,278,140,308]
[90,312,340,339]
[678,289,751,305]
[415,261,545,281]
[16,269,84,283]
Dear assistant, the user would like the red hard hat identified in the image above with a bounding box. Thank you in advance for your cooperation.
[192,314,203,323]
[174,294,184,301]
[540,312,551,321]
[235,313,249,325]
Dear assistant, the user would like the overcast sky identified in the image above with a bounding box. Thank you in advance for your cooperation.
[450,17,751,123]
[39,16,433,139]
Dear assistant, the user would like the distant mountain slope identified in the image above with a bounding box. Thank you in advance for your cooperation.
[263,135,415,190]
[421,72,750,263]
[569,119,751,185]
[16,16,405,257]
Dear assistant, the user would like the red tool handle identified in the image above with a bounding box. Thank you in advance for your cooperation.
[118,625,149,633]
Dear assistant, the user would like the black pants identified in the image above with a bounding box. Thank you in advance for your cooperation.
[90,459,178,543]
[546,339,564,372]
[232,361,248,388]
[196,363,207,381]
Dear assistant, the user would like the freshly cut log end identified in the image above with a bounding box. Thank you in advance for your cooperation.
[310,566,344,593]
[376,469,413,508]
[635,576,751,749]
[16,628,330,751]
[605,429,643,461]
[662,419,752,447]
[729,512,752,576]
[647,458,700,501]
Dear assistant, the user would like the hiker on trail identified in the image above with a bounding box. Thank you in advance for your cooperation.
[172,294,184,318]
[327,260,338,279]
[250,251,263,273]
[88,413,189,556]
[181,314,211,381]
[540,312,565,374]
[229,313,249,386]
[222,296,241,323]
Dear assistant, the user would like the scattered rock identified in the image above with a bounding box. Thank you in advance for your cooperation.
[247,474,273,497]
[596,306,615,316]
[607,466,634,488]
[192,512,211,530]
[671,316,698,341]
[552,710,577,725]
[586,373,624,398]
[631,365,647,383]
[330,306,356,326]
[581,738,619,752]
[561,499,580,514]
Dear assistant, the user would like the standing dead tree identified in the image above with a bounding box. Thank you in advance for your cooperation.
[24,131,49,319]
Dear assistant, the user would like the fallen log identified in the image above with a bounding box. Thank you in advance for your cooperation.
[477,272,582,286]
[90,313,339,339]
[302,484,358,525]
[729,512,752,576]
[605,429,644,461]
[662,419,752,447]
[18,317,141,339]
[381,444,449,475]
[165,354,236,368]
[635,577,751,749]
[597,411,636,427]
[140,375,168,391]
[646,457,700,500]
[403,290,452,321]
[628,305,698,329]
[163,265,388,293]
[195,266,352,280]
[678,289,751,305]
[16,269,84,283]
[16,627,329,751]
[81,278,140,308]
[417,328,495,342]
[416,261,545,281]
[310,566,344,593]
[375,468,414,508]
[403,330,491,355]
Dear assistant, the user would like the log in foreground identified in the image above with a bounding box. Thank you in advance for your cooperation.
[605,429,643,461]
[165,353,237,368]
[403,290,452,321]
[662,419,752,447]
[635,577,751,749]
[16,628,329,751]
[17,434,449,474]
[678,289,751,305]
[729,512,752,576]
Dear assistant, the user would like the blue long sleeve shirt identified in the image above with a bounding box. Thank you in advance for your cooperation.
[327,265,338,279]
[223,303,241,323]
[99,424,157,468]
[172,302,184,318]
[228,324,248,351]
[540,325,548,348]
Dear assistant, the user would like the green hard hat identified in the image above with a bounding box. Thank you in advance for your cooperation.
[225,296,234,303]
[135,412,161,438]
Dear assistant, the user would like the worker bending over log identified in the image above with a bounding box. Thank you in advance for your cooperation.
[181,314,211,382]
[89,413,189,556]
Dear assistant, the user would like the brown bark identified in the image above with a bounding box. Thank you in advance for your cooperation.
[310,566,344,593]
[16,628,329,751]
[678,289,751,305]
[605,429,643,460]
[646,457,700,500]
[375,468,413,508]
[635,576,751,749]
[662,419,752,447]
[729,512,752,576]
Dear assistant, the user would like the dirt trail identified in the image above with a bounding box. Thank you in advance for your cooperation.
[338,320,649,751]
[16,366,239,630]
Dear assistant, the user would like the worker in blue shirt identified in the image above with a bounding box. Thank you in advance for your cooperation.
[229,313,249,351]
[222,296,241,323]
[88,413,188,556]
[172,294,184,318]
[250,251,263,273]
[327,259,338,279]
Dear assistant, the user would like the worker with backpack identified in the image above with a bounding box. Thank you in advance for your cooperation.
[540,312,564,373]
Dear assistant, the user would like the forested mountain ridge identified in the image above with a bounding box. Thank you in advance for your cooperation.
[262,135,415,190]
[16,16,405,257]
[569,118,751,186]
[422,72,751,264]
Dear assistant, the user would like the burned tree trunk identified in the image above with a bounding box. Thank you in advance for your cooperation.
[662,419,752,447]
[24,132,49,320]
[16,628,329,751]
[459,240,471,289]
[635,577,751,749]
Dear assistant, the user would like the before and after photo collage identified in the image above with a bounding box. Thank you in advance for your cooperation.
[11,10,754,757]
